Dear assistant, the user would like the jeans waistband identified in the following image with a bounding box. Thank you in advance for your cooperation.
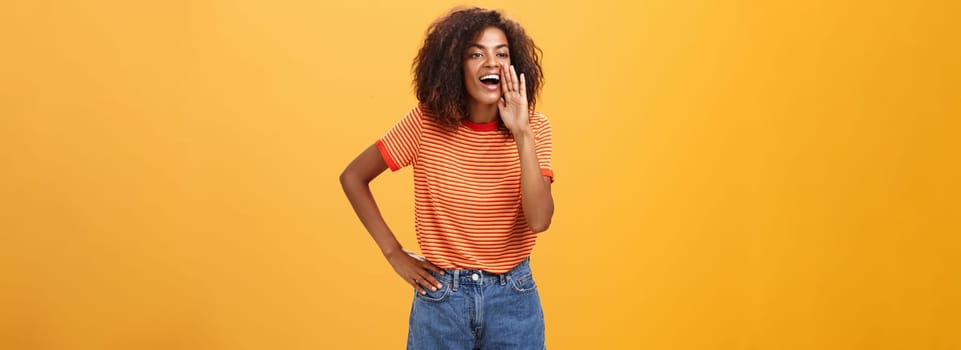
[435,258,531,291]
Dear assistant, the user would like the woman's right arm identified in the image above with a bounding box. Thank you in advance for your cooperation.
[339,144,444,294]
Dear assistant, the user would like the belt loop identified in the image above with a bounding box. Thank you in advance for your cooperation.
[499,272,507,285]
[451,270,460,291]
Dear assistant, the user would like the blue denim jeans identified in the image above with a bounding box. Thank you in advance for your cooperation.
[407,258,545,350]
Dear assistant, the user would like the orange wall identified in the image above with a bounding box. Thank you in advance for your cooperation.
[2,0,959,349]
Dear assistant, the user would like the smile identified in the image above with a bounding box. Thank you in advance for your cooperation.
[480,74,500,85]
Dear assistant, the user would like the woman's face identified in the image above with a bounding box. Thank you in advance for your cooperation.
[463,26,511,109]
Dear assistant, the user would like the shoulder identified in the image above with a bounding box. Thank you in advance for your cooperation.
[408,104,429,121]
[411,104,443,127]
[528,111,552,131]
[393,105,435,130]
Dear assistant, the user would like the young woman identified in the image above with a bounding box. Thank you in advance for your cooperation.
[340,7,554,349]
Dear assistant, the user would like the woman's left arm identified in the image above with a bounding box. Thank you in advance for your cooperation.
[514,130,554,232]
[499,64,554,232]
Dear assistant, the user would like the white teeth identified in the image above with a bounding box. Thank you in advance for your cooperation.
[480,74,500,82]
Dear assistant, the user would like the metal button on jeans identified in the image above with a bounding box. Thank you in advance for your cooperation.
[471,273,479,281]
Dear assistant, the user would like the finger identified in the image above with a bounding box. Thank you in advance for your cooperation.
[421,277,442,291]
[416,270,442,291]
[410,277,427,295]
[422,260,445,275]
[510,65,519,92]
[506,64,515,92]
[422,262,446,289]
[519,72,527,100]
[500,63,510,93]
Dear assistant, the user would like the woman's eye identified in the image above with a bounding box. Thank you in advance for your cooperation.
[497,52,509,58]
[470,52,483,58]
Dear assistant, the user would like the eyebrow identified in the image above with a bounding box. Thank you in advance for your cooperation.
[468,44,509,50]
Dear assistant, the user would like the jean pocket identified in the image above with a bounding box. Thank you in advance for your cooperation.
[509,273,537,294]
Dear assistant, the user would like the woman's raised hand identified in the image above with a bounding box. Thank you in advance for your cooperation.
[498,64,530,134]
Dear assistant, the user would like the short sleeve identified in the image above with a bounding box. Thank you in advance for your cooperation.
[531,113,554,182]
[376,107,424,171]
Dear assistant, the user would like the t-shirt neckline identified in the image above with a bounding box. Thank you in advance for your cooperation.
[462,119,499,131]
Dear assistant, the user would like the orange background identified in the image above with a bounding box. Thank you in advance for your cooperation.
[2,0,959,349]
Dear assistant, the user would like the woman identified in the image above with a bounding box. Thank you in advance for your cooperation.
[340,7,554,349]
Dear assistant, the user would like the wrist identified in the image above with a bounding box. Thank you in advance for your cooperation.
[513,129,534,148]
[381,243,403,259]
[511,126,534,139]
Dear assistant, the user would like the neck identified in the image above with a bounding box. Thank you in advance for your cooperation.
[467,102,498,123]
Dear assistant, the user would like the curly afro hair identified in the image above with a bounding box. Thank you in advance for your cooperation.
[413,7,544,133]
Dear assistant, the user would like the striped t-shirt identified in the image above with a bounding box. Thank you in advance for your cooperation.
[376,105,554,274]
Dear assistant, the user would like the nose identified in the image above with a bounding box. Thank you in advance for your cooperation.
[483,53,497,67]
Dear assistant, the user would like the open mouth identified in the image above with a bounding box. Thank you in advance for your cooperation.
[479,74,500,86]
